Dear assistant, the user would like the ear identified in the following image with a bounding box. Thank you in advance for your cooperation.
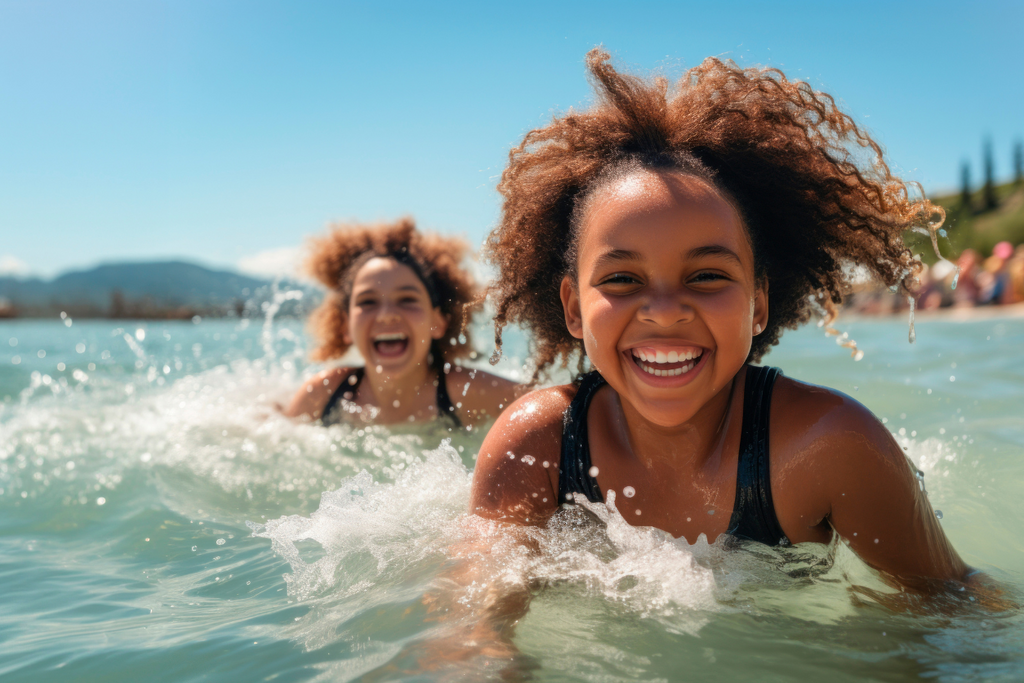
[560,276,584,340]
[429,307,449,341]
[752,279,769,336]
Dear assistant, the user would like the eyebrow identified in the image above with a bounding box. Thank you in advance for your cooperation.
[688,245,742,265]
[593,249,644,270]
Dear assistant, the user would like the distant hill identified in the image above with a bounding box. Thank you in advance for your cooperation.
[915,180,1024,260]
[0,261,319,318]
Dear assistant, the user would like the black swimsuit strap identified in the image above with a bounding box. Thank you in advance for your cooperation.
[320,366,461,427]
[436,372,462,429]
[728,365,789,546]
[320,367,365,426]
[558,371,606,505]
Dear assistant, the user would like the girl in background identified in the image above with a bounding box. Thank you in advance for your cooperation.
[285,218,518,428]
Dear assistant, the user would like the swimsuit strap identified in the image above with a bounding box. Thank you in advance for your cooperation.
[320,367,365,426]
[558,371,606,505]
[436,372,463,429]
[320,366,461,427]
[728,365,790,547]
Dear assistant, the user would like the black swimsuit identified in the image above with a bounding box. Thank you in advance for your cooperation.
[558,365,790,547]
[319,367,462,428]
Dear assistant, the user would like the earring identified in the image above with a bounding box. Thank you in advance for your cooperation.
[753,324,763,335]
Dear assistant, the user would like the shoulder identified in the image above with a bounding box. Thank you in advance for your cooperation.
[444,364,524,424]
[469,384,577,524]
[283,366,358,421]
[768,373,913,499]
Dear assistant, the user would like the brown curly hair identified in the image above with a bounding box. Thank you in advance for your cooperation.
[305,217,478,369]
[485,48,938,383]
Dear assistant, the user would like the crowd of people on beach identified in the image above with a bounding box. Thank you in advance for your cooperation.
[850,240,1024,315]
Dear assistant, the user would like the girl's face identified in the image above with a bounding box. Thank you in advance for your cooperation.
[346,257,447,377]
[561,170,768,427]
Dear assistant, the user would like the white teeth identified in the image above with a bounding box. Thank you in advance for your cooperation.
[655,350,667,363]
[374,333,407,342]
[637,360,696,377]
[667,351,679,363]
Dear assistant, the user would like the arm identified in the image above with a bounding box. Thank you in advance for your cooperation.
[773,384,1011,608]
[445,365,527,426]
[468,386,570,523]
[281,367,350,421]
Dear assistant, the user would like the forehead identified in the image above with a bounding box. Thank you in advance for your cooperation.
[579,170,751,265]
[351,257,427,293]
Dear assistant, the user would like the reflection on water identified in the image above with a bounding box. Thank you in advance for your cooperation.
[0,314,1022,681]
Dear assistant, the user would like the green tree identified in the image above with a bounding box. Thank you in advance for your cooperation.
[983,138,997,210]
[960,160,972,210]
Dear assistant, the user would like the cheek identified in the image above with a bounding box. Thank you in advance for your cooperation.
[700,290,754,352]
[579,293,629,352]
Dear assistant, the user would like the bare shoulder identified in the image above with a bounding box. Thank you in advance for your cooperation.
[769,373,918,520]
[469,384,576,525]
[444,365,524,424]
[770,374,899,467]
[283,366,356,421]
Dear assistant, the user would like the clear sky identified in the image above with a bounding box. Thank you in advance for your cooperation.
[1,0,1021,278]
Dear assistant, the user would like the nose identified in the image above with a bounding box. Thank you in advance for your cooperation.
[638,287,694,328]
[375,301,402,323]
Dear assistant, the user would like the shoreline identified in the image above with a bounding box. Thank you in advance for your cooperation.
[844,302,1024,323]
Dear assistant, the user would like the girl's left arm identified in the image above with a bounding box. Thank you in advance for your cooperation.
[822,407,968,585]
[445,366,524,425]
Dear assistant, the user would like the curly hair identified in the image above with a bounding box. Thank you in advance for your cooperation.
[305,217,478,369]
[485,48,938,383]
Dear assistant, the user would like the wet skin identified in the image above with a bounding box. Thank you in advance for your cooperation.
[471,170,969,586]
[286,257,519,426]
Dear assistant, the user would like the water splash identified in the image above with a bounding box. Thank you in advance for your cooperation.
[908,296,917,344]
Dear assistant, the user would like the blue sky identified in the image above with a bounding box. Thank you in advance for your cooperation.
[1,0,1021,278]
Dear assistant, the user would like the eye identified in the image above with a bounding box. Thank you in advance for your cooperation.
[599,273,642,286]
[355,297,379,307]
[398,296,421,306]
[689,271,730,284]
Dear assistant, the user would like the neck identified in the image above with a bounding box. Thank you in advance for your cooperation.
[614,370,743,475]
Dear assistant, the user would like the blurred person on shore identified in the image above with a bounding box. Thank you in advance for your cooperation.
[953,248,982,307]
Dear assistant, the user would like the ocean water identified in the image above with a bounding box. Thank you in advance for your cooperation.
[1,306,1023,682]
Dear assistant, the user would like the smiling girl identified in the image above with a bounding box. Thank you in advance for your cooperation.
[471,50,975,590]
[285,218,518,428]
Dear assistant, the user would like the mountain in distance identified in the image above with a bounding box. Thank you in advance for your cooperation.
[0,260,320,318]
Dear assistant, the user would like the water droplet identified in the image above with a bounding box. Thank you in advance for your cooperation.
[216,538,226,546]
[96,497,106,506]
[951,266,961,290]
[191,546,197,552]
[634,509,642,516]
[950,376,956,382]
[588,466,599,478]
[623,486,635,498]
[907,296,916,343]
[935,510,943,519]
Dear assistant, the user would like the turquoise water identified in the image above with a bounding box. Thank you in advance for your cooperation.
[1,309,1022,681]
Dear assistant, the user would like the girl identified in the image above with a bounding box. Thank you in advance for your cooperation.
[471,49,976,591]
[285,218,519,428]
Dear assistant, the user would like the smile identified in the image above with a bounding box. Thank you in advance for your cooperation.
[628,346,704,378]
[373,332,409,357]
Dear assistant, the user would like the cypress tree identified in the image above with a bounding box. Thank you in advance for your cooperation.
[983,138,997,210]
[960,160,972,210]
[1015,140,1022,185]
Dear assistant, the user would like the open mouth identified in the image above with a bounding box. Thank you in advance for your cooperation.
[373,332,409,358]
[629,347,704,378]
